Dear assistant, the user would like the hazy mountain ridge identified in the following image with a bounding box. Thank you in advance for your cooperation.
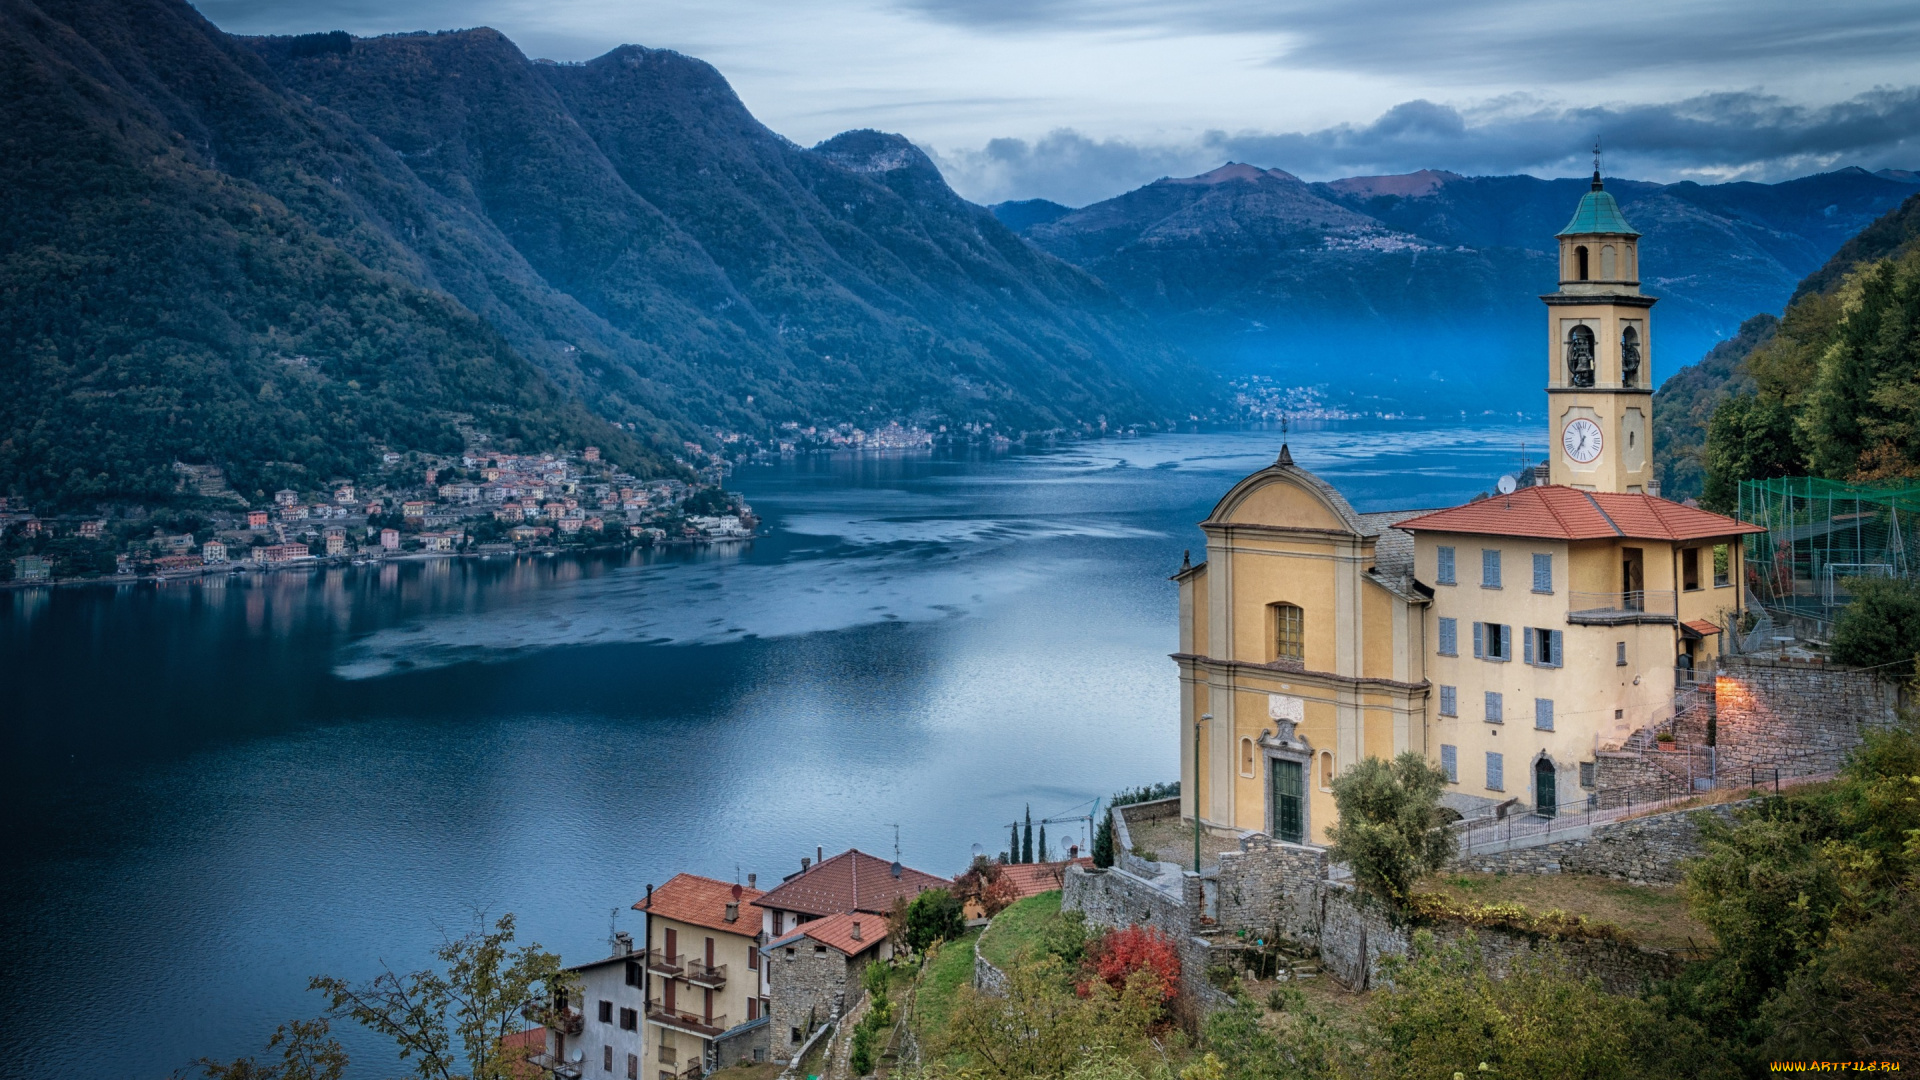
[996,165,1919,412]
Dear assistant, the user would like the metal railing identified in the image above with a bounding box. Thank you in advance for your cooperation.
[647,1005,727,1037]
[1567,589,1677,624]
[684,960,727,987]
[645,949,683,976]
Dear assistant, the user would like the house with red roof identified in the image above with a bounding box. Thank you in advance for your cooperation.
[762,910,890,1063]
[634,873,770,1074]
[753,848,948,941]
[1172,174,1765,842]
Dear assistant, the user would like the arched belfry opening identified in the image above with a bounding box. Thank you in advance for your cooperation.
[1575,245,1590,280]
[1621,326,1642,388]
[1567,325,1596,387]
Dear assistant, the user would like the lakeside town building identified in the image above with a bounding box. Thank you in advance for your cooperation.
[635,874,771,1075]
[1174,174,1764,841]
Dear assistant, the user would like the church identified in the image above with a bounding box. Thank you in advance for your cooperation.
[1173,172,1764,843]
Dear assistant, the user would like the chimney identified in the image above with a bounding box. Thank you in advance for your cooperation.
[801,857,811,872]
[748,873,756,889]
[724,902,739,923]
[613,930,633,955]
[817,845,823,865]
[646,883,653,908]
[850,920,862,942]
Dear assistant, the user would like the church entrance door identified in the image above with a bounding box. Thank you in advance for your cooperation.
[1271,759,1304,843]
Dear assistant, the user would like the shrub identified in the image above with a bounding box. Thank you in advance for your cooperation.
[1082,926,1180,1008]
[903,888,966,952]
[1324,752,1456,906]
[1829,576,1920,674]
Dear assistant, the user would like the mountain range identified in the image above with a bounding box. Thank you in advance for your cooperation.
[0,0,1203,508]
[996,164,1920,413]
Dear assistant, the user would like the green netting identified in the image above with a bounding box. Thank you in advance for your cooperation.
[1737,477,1920,618]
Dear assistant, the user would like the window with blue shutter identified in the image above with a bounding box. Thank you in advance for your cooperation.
[1437,546,1456,585]
[1532,553,1553,593]
[1551,630,1564,668]
[1482,549,1501,588]
[1439,685,1457,716]
[1523,627,1535,664]
[1487,751,1504,791]
[1438,617,1457,656]
[1535,698,1555,730]
[1472,622,1484,658]
[1440,744,1458,782]
[1483,623,1509,661]
[1485,691,1503,723]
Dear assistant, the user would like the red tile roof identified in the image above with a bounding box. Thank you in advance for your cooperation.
[1395,486,1764,542]
[634,873,764,938]
[755,849,948,917]
[788,911,887,957]
[1685,619,1723,636]
[997,859,1091,900]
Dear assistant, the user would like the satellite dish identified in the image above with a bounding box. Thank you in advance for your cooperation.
[1496,474,1518,495]
[571,1050,585,1063]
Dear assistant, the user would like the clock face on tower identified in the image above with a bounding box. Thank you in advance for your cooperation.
[1562,418,1603,463]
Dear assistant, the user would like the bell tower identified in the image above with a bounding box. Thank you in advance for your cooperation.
[1543,160,1657,494]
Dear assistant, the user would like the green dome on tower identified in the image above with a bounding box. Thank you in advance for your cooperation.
[1557,171,1639,237]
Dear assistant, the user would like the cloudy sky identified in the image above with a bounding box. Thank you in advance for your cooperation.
[194,0,1920,206]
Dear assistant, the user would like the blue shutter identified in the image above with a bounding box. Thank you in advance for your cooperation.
[1536,698,1555,730]
[1523,627,1535,664]
[1551,630,1564,668]
[1473,622,1484,658]
[1440,744,1458,782]
[1482,549,1500,587]
[1440,685,1456,716]
[1533,552,1552,592]
[1487,752,1504,790]
[1485,691,1503,723]
[1437,546,1455,585]
[1438,617,1457,656]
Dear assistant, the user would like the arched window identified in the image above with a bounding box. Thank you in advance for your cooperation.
[1567,325,1596,388]
[1600,244,1616,279]
[1575,245,1590,280]
[1319,750,1335,791]
[1621,326,1642,388]
[1271,602,1304,662]
[1240,738,1255,777]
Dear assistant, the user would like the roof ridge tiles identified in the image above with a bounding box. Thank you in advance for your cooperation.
[1576,488,1624,537]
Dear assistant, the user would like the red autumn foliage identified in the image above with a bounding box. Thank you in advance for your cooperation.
[1080,924,1181,1004]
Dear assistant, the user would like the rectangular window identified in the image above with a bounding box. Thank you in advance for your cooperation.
[605,1045,614,1072]
[1487,752,1504,791]
[1440,744,1458,782]
[748,997,759,1021]
[1439,685,1457,716]
[1616,641,1628,666]
[1437,545,1456,585]
[1580,761,1597,788]
[1532,552,1553,593]
[1481,548,1502,588]
[1713,544,1731,587]
[748,946,759,971]
[629,1053,640,1080]
[1273,603,1304,662]
[626,961,642,987]
[1526,627,1561,667]
[1481,623,1509,662]
[599,1000,613,1024]
[1535,698,1554,731]
[1485,691,1504,724]
[620,1007,638,1031]
[1682,547,1701,591]
[1438,617,1457,656]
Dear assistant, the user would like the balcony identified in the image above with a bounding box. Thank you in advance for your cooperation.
[648,1005,728,1039]
[1566,590,1677,625]
[684,960,727,989]
[522,1003,585,1036]
[528,1051,583,1079]
[645,949,684,977]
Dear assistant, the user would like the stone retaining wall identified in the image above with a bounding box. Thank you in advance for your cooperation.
[1202,835,1326,944]
[1452,802,1743,883]
[1713,657,1898,776]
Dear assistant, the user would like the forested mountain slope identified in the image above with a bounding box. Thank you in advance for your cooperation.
[0,0,1210,509]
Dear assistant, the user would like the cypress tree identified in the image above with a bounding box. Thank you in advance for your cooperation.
[1038,824,1048,863]
[1022,806,1034,863]
[1010,821,1021,864]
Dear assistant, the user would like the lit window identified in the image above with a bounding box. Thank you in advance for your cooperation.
[1272,603,1304,662]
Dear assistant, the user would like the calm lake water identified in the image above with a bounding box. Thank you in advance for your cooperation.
[0,421,1532,1077]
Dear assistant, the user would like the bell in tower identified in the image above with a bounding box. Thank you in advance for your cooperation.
[1542,153,1658,495]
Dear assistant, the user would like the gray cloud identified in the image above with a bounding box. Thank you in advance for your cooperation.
[897,0,1920,85]
[928,88,1920,206]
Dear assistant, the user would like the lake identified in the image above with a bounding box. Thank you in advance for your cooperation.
[0,421,1534,1077]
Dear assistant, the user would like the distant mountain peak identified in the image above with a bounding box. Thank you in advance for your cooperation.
[1168,162,1301,185]
[812,129,930,175]
[1324,169,1463,200]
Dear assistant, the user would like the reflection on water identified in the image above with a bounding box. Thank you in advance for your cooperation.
[0,422,1531,1076]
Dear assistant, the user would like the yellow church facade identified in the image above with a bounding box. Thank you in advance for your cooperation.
[1177,173,1763,845]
